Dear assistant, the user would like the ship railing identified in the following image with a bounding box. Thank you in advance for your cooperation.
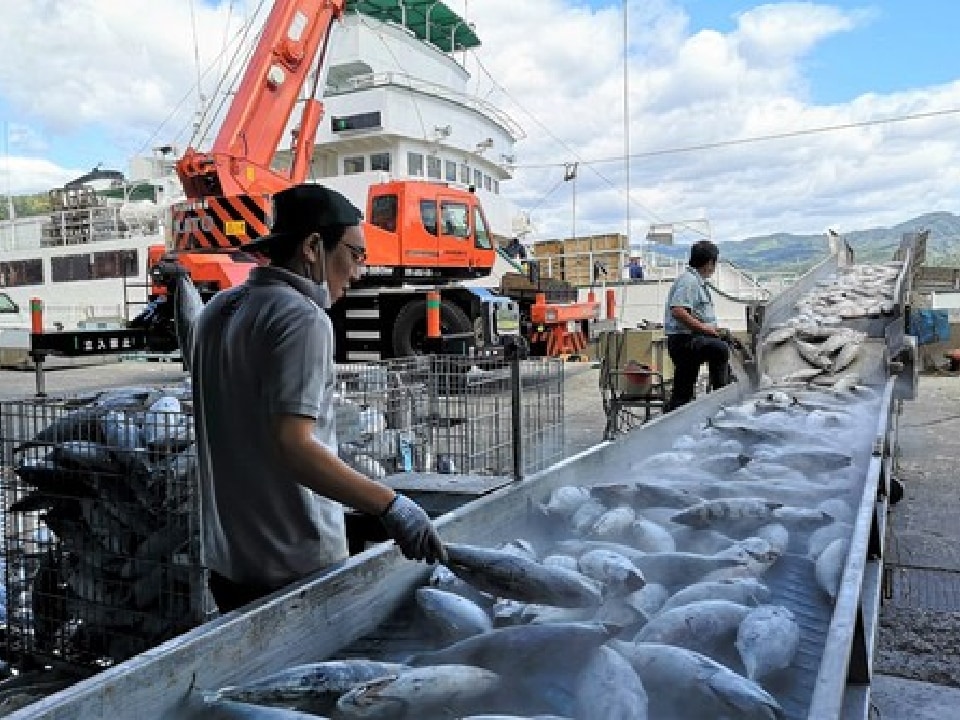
[328,71,526,141]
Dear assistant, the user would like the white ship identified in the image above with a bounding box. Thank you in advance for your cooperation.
[0,1,527,357]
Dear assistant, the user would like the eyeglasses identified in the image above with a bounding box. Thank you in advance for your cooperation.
[343,242,367,265]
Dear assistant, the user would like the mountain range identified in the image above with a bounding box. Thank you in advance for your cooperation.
[649,211,960,274]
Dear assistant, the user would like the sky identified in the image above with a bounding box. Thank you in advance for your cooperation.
[1,0,959,243]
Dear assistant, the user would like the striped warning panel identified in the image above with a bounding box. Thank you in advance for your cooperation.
[172,194,270,251]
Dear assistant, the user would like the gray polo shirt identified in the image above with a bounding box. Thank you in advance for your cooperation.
[664,266,716,335]
[193,266,347,588]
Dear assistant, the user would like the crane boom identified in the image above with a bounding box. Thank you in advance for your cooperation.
[176,0,345,200]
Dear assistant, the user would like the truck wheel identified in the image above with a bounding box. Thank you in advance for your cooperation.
[392,298,473,356]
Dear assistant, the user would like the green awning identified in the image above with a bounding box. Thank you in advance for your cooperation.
[346,0,481,51]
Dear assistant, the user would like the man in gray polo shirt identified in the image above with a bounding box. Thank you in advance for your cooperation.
[189,184,446,613]
[663,240,731,412]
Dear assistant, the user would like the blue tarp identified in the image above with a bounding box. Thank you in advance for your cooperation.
[909,308,950,345]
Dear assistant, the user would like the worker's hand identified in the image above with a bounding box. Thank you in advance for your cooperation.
[379,494,448,564]
[716,327,733,342]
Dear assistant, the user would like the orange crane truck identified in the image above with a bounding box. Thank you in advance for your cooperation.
[136,0,523,361]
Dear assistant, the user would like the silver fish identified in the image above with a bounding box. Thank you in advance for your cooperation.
[831,340,861,373]
[659,578,771,614]
[539,485,592,517]
[807,522,853,560]
[444,543,602,608]
[628,552,747,590]
[569,498,607,536]
[794,338,832,370]
[761,325,796,346]
[194,699,331,718]
[590,481,702,509]
[635,600,751,659]
[542,554,579,572]
[335,664,500,720]
[612,641,785,720]
[415,587,493,642]
[497,538,538,562]
[671,498,783,533]
[763,448,852,474]
[815,538,849,600]
[589,506,636,541]
[737,605,801,681]
[577,548,646,594]
[755,523,790,557]
[407,622,613,676]
[772,507,834,532]
[818,329,862,355]
[573,645,648,720]
[210,660,407,713]
[628,518,676,553]
[624,583,671,618]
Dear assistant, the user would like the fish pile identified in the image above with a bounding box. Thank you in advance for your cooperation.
[3,383,204,665]
[795,263,901,323]
[757,263,902,385]
[196,374,881,720]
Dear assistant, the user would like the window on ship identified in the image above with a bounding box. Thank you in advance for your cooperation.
[408,152,424,177]
[371,152,391,172]
[344,156,365,175]
[0,259,43,286]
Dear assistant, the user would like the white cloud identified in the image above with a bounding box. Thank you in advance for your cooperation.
[1,0,958,242]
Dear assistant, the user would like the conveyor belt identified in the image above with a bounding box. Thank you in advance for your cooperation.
[8,241,914,720]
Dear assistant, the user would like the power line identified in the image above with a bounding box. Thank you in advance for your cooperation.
[513,106,960,170]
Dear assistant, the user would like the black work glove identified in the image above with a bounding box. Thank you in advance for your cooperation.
[379,494,448,564]
[716,327,733,342]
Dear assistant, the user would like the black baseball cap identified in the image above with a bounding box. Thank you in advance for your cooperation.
[240,184,362,254]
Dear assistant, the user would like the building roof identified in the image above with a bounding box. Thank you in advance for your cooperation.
[346,0,481,51]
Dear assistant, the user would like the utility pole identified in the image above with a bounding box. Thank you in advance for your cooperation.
[564,161,578,241]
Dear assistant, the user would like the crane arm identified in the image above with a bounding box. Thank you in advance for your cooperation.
[176,0,345,199]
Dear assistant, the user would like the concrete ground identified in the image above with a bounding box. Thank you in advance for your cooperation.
[1,359,959,717]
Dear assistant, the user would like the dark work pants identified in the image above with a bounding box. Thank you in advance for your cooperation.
[208,571,276,614]
[666,334,730,411]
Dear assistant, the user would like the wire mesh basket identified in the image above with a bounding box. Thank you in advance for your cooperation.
[0,386,209,671]
[335,354,565,478]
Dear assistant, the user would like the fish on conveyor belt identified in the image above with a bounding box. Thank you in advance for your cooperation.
[208,660,408,714]
[793,337,833,370]
[577,548,646,594]
[830,338,862,373]
[736,605,801,681]
[460,716,572,720]
[537,485,592,517]
[627,552,748,591]
[415,587,493,642]
[192,700,330,718]
[659,578,772,614]
[754,447,853,474]
[671,497,783,534]
[628,518,676,553]
[407,622,613,677]
[444,543,602,608]
[815,538,850,600]
[807,522,854,560]
[589,481,702,509]
[573,645,648,720]
[634,599,752,661]
[588,506,636,541]
[760,325,796,347]
[611,641,785,720]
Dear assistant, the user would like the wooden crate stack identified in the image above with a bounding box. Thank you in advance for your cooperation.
[530,233,628,286]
